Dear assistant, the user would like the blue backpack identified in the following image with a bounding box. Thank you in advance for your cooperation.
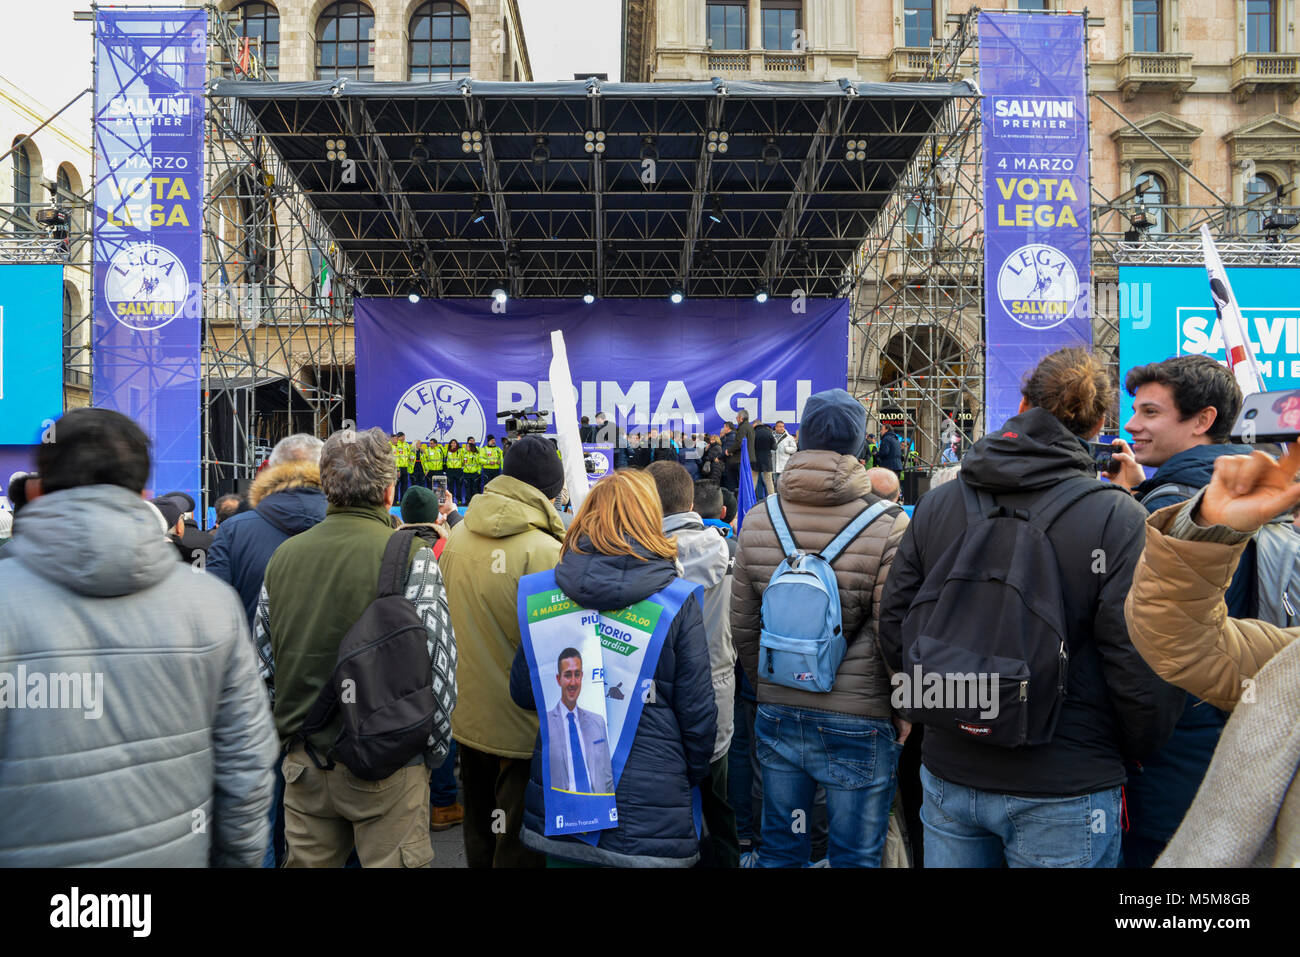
[758,495,897,693]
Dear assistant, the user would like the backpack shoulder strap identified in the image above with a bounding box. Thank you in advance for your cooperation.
[1138,482,1199,507]
[377,528,419,598]
[820,500,898,566]
[765,494,799,560]
[1029,475,1116,533]
[960,480,998,523]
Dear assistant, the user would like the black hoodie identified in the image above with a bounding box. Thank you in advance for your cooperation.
[878,407,1184,797]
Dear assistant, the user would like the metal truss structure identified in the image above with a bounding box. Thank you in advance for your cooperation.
[201,5,357,502]
[849,13,985,463]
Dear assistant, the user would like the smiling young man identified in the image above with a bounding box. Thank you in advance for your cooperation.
[1103,354,1251,869]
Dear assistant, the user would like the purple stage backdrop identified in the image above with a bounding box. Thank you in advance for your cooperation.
[355,299,849,442]
[980,11,1092,433]
[93,8,206,504]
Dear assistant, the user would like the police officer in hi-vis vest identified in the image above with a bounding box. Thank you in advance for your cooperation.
[426,440,446,489]
[392,433,412,498]
[461,437,484,502]
[417,442,436,489]
[480,434,503,488]
[445,439,464,504]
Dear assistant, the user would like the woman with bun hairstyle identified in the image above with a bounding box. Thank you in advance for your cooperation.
[877,347,1184,868]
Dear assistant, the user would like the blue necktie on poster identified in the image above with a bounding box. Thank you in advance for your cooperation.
[567,712,590,792]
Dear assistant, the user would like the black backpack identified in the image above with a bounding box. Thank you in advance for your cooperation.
[898,476,1126,748]
[292,527,439,780]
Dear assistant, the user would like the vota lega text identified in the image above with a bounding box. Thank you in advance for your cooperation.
[103,176,193,229]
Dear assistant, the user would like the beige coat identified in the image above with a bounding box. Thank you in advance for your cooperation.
[1125,501,1300,867]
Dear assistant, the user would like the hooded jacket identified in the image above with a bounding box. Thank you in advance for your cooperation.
[510,541,716,867]
[878,407,1185,797]
[731,449,909,718]
[206,460,327,629]
[876,430,904,472]
[0,485,277,866]
[1126,498,1299,867]
[664,510,736,761]
[439,474,565,759]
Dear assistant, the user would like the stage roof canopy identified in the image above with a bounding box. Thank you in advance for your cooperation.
[212,77,975,299]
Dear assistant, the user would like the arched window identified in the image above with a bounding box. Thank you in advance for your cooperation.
[1246,172,1277,233]
[12,138,31,215]
[409,1,471,81]
[316,1,375,81]
[232,2,280,77]
[1134,171,1167,235]
[57,165,71,197]
[63,282,88,386]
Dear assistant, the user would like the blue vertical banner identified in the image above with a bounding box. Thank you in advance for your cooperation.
[979,12,1092,433]
[94,8,206,502]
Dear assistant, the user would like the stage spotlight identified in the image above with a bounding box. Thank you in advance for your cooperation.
[492,287,508,305]
[706,129,729,154]
[408,292,421,304]
[582,288,596,305]
[410,136,429,167]
[669,289,684,304]
[461,129,483,154]
[640,136,658,163]
[1263,211,1298,232]
[471,194,486,224]
[755,288,769,304]
[845,139,867,161]
[708,194,723,225]
[531,135,550,164]
[584,130,606,154]
[762,136,781,167]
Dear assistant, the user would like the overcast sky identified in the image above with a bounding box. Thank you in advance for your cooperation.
[0,0,621,140]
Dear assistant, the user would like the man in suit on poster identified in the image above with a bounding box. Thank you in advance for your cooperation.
[547,648,614,794]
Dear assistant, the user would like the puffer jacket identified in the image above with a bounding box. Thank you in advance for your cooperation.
[440,475,565,759]
[206,460,326,629]
[664,510,736,761]
[1126,497,1299,866]
[731,449,908,718]
[878,407,1184,797]
[510,541,716,867]
[0,485,278,866]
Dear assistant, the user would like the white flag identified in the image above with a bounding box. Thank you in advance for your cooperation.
[1200,224,1264,398]
[548,329,590,515]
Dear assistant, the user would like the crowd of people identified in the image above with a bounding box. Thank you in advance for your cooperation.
[1,345,1298,869]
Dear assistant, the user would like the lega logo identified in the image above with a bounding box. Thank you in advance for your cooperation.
[393,378,486,444]
[996,243,1080,331]
[104,242,189,332]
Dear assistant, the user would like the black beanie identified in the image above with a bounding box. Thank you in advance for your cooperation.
[401,485,441,525]
[503,435,565,500]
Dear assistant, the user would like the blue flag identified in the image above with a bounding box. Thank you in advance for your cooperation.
[736,437,757,533]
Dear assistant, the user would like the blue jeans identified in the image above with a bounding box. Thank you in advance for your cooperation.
[431,740,459,807]
[755,704,900,868]
[727,681,759,843]
[920,765,1122,868]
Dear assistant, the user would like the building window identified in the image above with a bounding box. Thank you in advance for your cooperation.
[316,1,375,81]
[1135,171,1167,234]
[762,1,802,51]
[904,195,935,248]
[12,138,30,210]
[707,0,748,50]
[232,2,280,77]
[1246,172,1277,232]
[1018,0,1048,9]
[1246,0,1276,53]
[1132,0,1162,52]
[410,2,471,80]
[903,0,934,48]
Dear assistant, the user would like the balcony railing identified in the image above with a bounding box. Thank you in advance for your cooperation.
[1116,52,1196,101]
[1231,53,1300,102]
[707,52,751,73]
[763,53,807,73]
[889,48,933,82]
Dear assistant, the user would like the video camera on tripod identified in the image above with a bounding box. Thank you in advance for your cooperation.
[498,407,549,440]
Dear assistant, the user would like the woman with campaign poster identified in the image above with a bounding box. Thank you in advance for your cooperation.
[510,470,717,867]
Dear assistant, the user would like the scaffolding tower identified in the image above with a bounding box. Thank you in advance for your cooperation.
[201,5,356,504]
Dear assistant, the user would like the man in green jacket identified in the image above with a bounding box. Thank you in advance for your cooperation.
[438,435,566,868]
[257,427,457,868]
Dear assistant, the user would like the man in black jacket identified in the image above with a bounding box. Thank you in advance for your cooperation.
[877,352,1183,868]
[876,425,904,472]
[752,422,776,498]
